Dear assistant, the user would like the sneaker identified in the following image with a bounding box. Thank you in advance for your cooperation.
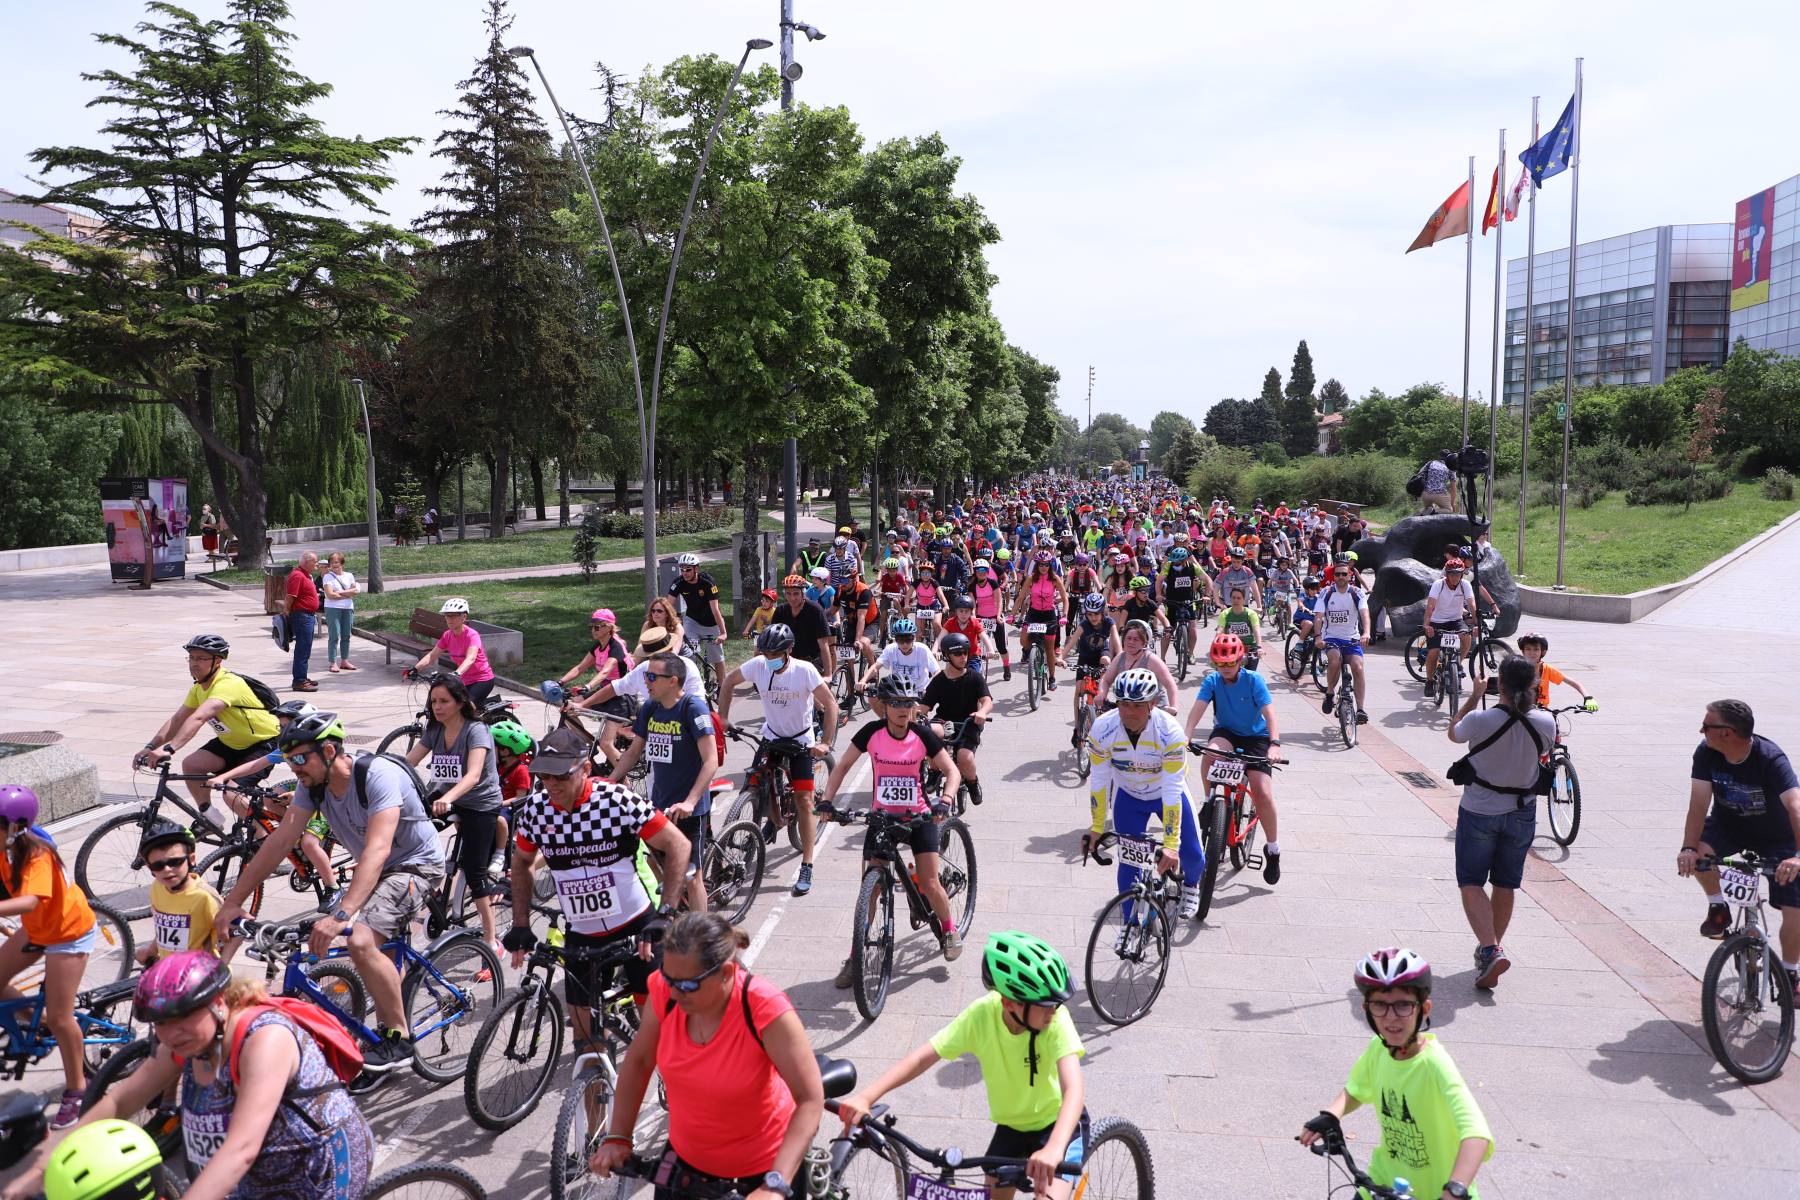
[1475,945,1510,990]
[1002,664,1012,682]
[760,819,777,846]
[1178,885,1200,919]
[1700,903,1732,939]
[1422,681,1436,698]
[942,929,964,961]
[834,958,855,989]
[967,782,982,807]
[1355,710,1369,725]
[49,1089,83,1130]
[1322,694,1334,715]
[1046,677,1057,693]
[362,1029,417,1073]
[792,864,814,897]
[1262,848,1282,886]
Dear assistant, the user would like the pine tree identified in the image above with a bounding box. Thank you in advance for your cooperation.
[1286,340,1316,404]
[1259,368,1284,408]
[1319,378,1350,414]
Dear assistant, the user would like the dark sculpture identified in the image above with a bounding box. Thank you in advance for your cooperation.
[1349,513,1521,640]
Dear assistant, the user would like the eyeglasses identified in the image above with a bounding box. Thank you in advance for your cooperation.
[644,670,676,681]
[661,959,726,994]
[283,751,314,767]
[1364,999,1419,1018]
[146,856,188,872]
[1701,723,1733,733]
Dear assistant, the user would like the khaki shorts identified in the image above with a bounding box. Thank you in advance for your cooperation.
[360,867,443,942]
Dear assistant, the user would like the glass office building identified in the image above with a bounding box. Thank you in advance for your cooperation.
[1727,173,1800,356]
[1502,224,1730,406]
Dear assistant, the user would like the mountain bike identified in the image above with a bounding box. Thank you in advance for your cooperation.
[876,592,906,650]
[77,759,240,919]
[814,804,978,1022]
[1327,653,1359,749]
[1430,630,1465,715]
[681,632,724,708]
[1071,666,1103,781]
[1300,1111,1414,1199]
[1019,618,1052,711]
[1543,704,1590,846]
[721,724,836,853]
[830,636,862,721]
[191,783,352,918]
[1081,831,1182,1026]
[1168,612,1195,682]
[1189,742,1275,921]
[1404,613,1510,704]
[1696,851,1795,1084]
[383,669,522,755]
[2,1090,183,1200]
[1284,628,1326,690]
[0,957,140,1088]
[1264,591,1292,636]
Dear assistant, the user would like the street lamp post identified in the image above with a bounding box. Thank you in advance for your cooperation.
[779,1,825,570]
[349,378,383,594]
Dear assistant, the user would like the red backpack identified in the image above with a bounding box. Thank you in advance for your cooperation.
[228,997,366,1088]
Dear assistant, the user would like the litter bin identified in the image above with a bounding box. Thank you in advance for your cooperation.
[262,563,291,615]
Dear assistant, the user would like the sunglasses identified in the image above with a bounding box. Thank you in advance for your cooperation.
[661,959,726,994]
[1701,722,1733,732]
[1365,999,1420,1018]
[146,856,189,872]
[644,670,677,681]
[283,751,315,767]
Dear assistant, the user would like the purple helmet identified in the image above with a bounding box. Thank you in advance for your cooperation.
[0,785,38,826]
[133,950,231,1024]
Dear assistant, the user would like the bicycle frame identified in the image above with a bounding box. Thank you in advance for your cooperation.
[0,988,137,1080]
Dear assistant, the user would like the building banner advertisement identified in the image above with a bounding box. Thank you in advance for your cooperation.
[1731,186,1776,310]
[101,476,189,582]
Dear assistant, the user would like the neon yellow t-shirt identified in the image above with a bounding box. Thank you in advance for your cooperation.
[182,671,280,750]
[1345,1034,1493,1199]
[930,991,1084,1130]
[150,877,223,956]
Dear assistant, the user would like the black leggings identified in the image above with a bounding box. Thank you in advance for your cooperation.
[466,679,497,707]
[454,806,499,895]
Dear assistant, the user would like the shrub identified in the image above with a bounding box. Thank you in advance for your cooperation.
[1763,467,1796,501]
[1531,480,1560,508]
[592,512,645,539]
[1575,437,1638,491]
[656,505,735,535]
[1189,456,1249,508]
[1301,453,1411,507]
[1243,465,1304,510]
[1572,481,1609,509]
[1255,442,1290,466]
[570,507,606,579]
[1626,472,1733,506]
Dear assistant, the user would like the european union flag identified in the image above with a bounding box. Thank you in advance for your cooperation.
[1518,96,1576,186]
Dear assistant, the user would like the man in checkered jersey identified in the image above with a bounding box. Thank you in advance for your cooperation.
[504,724,691,1055]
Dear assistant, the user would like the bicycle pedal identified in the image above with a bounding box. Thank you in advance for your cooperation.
[1245,854,1264,870]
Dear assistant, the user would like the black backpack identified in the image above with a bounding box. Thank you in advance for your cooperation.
[348,751,434,812]
[1405,464,1429,498]
[220,671,283,714]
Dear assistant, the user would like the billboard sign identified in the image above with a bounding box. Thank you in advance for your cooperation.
[101,477,189,582]
[1732,186,1777,311]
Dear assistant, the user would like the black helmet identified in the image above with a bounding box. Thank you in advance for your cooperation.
[138,821,195,857]
[755,624,796,654]
[940,632,972,656]
[874,675,918,703]
[276,711,345,749]
[182,634,230,657]
[270,699,318,721]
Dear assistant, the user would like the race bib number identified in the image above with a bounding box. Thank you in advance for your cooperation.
[1719,867,1761,909]
[428,754,461,786]
[1206,760,1246,786]
[645,734,674,764]
[208,716,227,736]
[184,1108,229,1173]
[154,910,190,952]
[981,618,997,632]
[557,871,617,918]
[907,1177,988,1200]
[1439,634,1461,650]
[1323,607,1353,631]
[875,777,922,810]
[836,646,858,662]
[1026,622,1048,635]
[1119,836,1158,870]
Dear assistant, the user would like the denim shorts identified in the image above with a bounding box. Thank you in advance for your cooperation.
[1455,805,1535,889]
[43,924,99,956]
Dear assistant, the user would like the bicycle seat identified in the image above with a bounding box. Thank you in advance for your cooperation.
[816,1053,858,1099]
[76,977,140,1011]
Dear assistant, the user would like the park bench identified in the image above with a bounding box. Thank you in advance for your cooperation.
[356,607,524,667]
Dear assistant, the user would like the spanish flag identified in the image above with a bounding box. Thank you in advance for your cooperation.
[1406,180,1471,253]
[1482,167,1501,234]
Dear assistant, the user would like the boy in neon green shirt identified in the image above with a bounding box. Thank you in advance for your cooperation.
[1300,948,1492,1199]
[838,932,1086,1199]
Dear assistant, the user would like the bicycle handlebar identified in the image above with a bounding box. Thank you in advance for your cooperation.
[1187,741,1281,769]
[823,1102,1082,1192]
[1695,852,1784,877]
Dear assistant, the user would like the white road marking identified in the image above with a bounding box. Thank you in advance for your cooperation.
[742,757,870,970]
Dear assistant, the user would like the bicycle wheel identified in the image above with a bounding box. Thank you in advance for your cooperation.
[1229,799,1260,873]
[1075,1116,1157,1200]
[1441,657,1461,716]
[1283,631,1305,681]
[1308,645,1326,691]
[851,868,895,1021]
[76,811,154,920]
[75,900,136,989]
[703,819,767,924]
[836,665,859,717]
[306,962,369,1025]
[1338,684,1356,749]
[826,1131,910,1198]
[1084,890,1172,1026]
[1402,633,1430,681]
[406,933,505,1084]
[363,1163,489,1200]
[1547,755,1582,847]
[1702,930,1795,1084]
[377,722,424,757]
[1025,644,1039,711]
[196,842,265,920]
[550,1062,623,1200]
[1195,795,1227,922]
[938,818,979,935]
[81,1033,154,1112]
[1075,706,1092,782]
[464,984,566,1131]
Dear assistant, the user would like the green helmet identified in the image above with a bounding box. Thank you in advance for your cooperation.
[981,930,1073,1005]
[45,1119,162,1200]
[490,720,534,757]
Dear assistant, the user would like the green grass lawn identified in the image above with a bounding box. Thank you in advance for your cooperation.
[348,558,735,685]
[1364,482,1798,594]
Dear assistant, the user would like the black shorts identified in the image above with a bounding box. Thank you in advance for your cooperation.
[985,1112,1090,1182]
[940,720,982,753]
[565,912,656,1010]
[200,737,276,778]
[768,745,819,791]
[863,810,942,861]
[1166,600,1198,621]
[1206,729,1273,775]
[1022,608,1058,640]
[1701,814,1800,909]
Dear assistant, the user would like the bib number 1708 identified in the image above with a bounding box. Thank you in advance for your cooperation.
[566,889,615,916]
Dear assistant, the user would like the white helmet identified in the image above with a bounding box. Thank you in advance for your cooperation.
[809,566,829,580]
[439,597,470,614]
[677,553,701,568]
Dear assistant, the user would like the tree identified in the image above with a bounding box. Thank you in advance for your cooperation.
[1286,340,1316,404]
[1148,411,1195,464]
[1011,346,1062,469]
[1259,368,1284,409]
[1203,399,1248,446]
[0,378,122,548]
[1319,378,1350,414]
[0,0,418,566]
[1162,425,1211,482]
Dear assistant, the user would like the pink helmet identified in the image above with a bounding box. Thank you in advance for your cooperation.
[1354,947,1432,997]
[0,785,38,826]
[133,950,232,1024]
[590,609,617,625]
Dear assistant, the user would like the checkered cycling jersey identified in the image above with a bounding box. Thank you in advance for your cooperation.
[513,779,668,936]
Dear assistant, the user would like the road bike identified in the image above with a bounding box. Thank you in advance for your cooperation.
[1697,851,1794,1084]
[1284,628,1326,690]
[721,724,836,853]
[1081,831,1182,1026]
[1542,704,1590,846]
[1018,616,1053,711]
[1301,1111,1414,1199]
[464,914,641,1133]
[77,759,241,919]
[383,669,522,755]
[1071,666,1103,781]
[814,804,978,1022]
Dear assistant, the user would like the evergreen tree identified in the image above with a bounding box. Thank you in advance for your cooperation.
[1280,343,1320,458]
[1286,340,1316,404]
[1259,368,1284,408]
[1319,378,1350,414]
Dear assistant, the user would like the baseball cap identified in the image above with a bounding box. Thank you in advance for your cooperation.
[530,725,594,777]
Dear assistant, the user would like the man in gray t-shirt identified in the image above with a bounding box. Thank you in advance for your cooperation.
[1447,658,1554,991]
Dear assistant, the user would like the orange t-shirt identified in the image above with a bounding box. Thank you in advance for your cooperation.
[9,846,95,946]
[1534,663,1566,710]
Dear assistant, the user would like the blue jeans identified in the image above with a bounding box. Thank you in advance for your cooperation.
[1454,805,1534,889]
[324,607,354,663]
[290,609,316,685]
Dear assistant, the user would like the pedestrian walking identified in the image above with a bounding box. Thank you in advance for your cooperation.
[1446,655,1553,990]
[199,504,219,559]
[285,551,322,692]
[321,551,360,674]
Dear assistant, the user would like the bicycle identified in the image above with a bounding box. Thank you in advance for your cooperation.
[76,759,239,919]
[1081,831,1182,1026]
[681,632,725,708]
[1300,1110,1414,1199]
[1403,614,1511,705]
[0,905,135,1000]
[1540,704,1590,847]
[1165,612,1194,683]
[1190,742,1276,921]
[876,592,906,651]
[192,783,352,919]
[1071,666,1103,781]
[464,915,641,1134]
[363,1162,490,1200]
[921,718,985,817]
[1284,628,1326,691]
[233,911,502,1091]
[813,803,978,1022]
[1696,851,1795,1084]
[721,724,836,854]
[829,631,863,721]
[382,669,521,755]
[0,1089,183,1200]
[1327,652,1359,749]
[1429,629,1465,715]
[0,960,140,1088]
[1018,617,1052,711]
[1264,591,1292,637]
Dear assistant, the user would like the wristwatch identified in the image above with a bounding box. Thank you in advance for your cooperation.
[761,1171,793,1198]
[332,908,357,930]
[1443,1182,1471,1199]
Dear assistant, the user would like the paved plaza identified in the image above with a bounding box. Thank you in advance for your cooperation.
[2,517,1798,1198]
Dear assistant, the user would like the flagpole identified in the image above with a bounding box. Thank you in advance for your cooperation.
[1555,59,1583,591]
[1518,95,1539,576]
[1486,128,1506,517]
[1461,155,1475,445]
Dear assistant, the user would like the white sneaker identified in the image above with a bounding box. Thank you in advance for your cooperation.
[1178,885,1201,919]
[1113,926,1130,954]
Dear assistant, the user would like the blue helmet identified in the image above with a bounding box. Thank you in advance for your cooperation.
[891,617,917,638]
[1169,546,1189,563]
[1081,593,1105,613]
[1111,668,1160,703]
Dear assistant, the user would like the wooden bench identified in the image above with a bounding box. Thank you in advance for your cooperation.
[358,607,448,666]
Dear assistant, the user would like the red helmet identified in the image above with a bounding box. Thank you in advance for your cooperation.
[1443,558,1465,571]
[1209,633,1246,665]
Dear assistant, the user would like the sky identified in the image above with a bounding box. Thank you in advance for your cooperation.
[6,0,1799,432]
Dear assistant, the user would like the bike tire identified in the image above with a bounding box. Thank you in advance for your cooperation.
[306,961,369,1026]
[723,785,755,829]
[377,722,424,757]
[1176,634,1191,684]
[1402,632,1430,681]
[80,1034,155,1114]
[1338,685,1356,749]
[363,1162,490,1200]
[1025,644,1039,712]
[1308,645,1326,691]
[464,985,565,1131]
[704,819,767,925]
[1283,631,1304,681]
[196,842,266,920]
[1196,794,1227,922]
[939,817,979,935]
[407,932,505,1085]
[850,868,894,1021]
[826,1130,910,1198]
[1701,930,1796,1084]
[1076,707,1092,781]
[1076,1116,1158,1200]
[1547,754,1582,847]
[1442,658,1461,715]
[76,811,156,920]
[71,900,136,990]
[549,1062,623,1200]
[1084,890,1172,1026]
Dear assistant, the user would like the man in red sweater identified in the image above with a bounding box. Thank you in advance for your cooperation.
[287,550,322,691]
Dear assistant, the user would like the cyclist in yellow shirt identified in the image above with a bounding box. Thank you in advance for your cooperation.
[133,634,280,828]
[134,823,235,965]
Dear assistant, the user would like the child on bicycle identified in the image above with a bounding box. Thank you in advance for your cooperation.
[211,699,339,892]
[0,785,97,1128]
[1215,586,1262,672]
[1298,948,1491,1200]
[739,588,779,640]
[135,821,237,965]
[838,931,1087,1199]
[1515,633,1596,712]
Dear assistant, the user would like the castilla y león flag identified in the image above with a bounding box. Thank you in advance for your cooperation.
[1406,180,1471,253]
